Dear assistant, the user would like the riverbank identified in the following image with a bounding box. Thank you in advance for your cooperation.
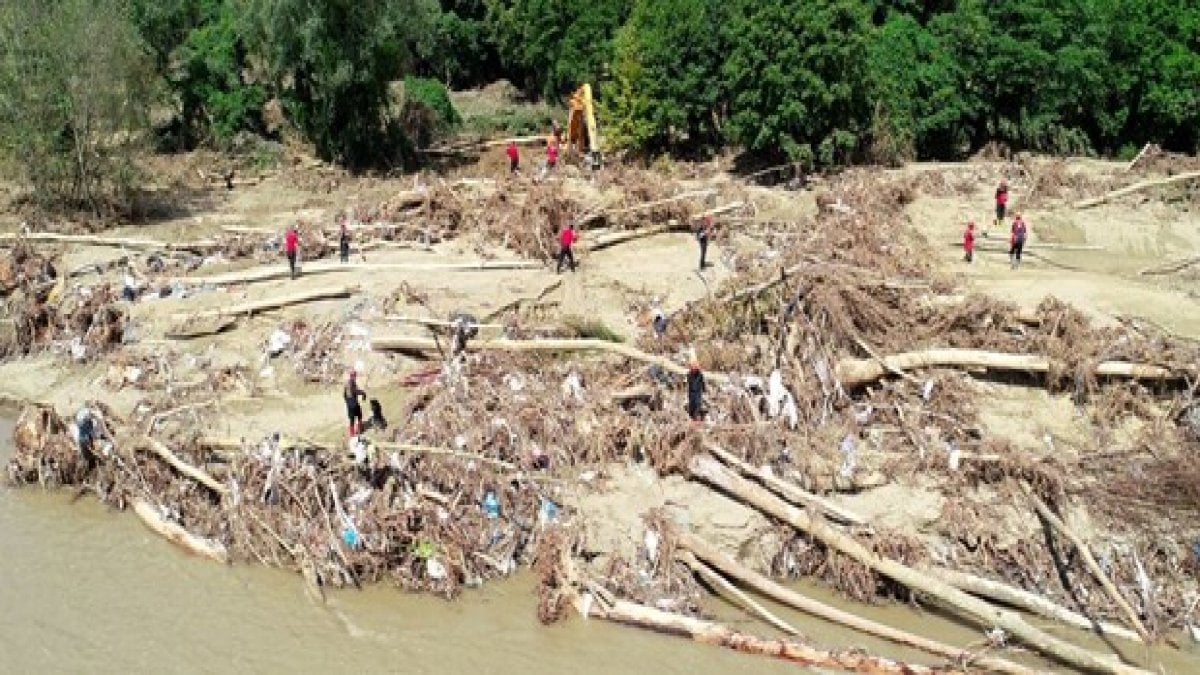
[3,151,1199,672]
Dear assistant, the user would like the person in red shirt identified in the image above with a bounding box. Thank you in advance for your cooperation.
[546,141,559,170]
[994,180,1009,230]
[556,222,577,273]
[284,224,300,279]
[963,220,976,263]
[506,141,519,174]
[1009,213,1028,269]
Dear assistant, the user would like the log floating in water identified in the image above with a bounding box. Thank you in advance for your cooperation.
[576,591,956,674]
[685,453,1150,675]
[676,550,803,638]
[133,500,228,563]
[673,529,1035,675]
[1074,171,1200,209]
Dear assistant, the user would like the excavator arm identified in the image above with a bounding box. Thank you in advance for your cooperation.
[566,84,600,157]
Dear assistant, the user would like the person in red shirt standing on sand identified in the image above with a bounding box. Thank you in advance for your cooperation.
[994,180,1009,231]
[546,141,559,171]
[556,222,577,273]
[963,220,976,263]
[284,224,300,279]
[1009,213,1028,269]
[506,141,520,174]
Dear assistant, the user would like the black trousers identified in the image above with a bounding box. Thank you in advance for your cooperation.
[1010,239,1025,262]
[346,401,363,430]
[339,237,350,262]
[287,251,297,278]
[698,237,709,269]
[687,392,703,420]
[557,246,576,273]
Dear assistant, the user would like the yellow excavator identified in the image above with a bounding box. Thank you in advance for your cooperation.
[565,83,601,166]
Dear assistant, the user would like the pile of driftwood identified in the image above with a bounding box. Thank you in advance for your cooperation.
[6,162,1200,673]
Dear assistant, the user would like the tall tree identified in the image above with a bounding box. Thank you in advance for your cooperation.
[723,0,873,165]
[248,0,438,167]
[0,0,158,213]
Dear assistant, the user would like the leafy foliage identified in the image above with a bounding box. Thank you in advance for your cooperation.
[0,0,158,213]
[248,0,438,167]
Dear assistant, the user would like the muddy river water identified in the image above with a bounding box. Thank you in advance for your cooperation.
[3,418,1197,674]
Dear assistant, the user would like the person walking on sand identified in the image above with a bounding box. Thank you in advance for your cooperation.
[338,216,351,263]
[686,354,706,423]
[284,224,300,279]
[696,214,713,270]
[344,369,367,436]
[1009,213,1028,269]
[506,141,520,174]
[994,180,1009,231]
[556,222,577,274]
[963,220,976,264]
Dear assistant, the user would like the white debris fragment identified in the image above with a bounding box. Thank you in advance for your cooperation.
[267,329,291,356]
[561,371,585,402]
[839,434,857,478]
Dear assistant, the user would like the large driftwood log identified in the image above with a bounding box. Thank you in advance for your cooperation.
[674,529,1035,675]
[706,444,866,526]
[1074,171,1200,209]
[1029,494,1152,643]
[676,551,803,637]
[0,232,221,253]
[835,348,1178,387]
[931,567,1143,644]
[140,438,228,496]
[583,201,746,252]
[197,437,517,471]
[371,335,732,385]
[188,284,359,320]
[686,453,1149,675]
[133,500,228,563]
[576,592,956,674]
[173,260,538,286]
[579,189,718,225]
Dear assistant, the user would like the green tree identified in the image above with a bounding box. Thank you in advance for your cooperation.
[420,0,502,89]
[0,0,158,213]
[130,0,265,147]
[486,0,630,99]
[603,0,725,154]
[867,13,973,161]
[723,0,873,165]
[249,0,438,167]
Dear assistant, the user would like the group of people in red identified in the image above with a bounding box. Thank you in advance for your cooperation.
[505,119,562,175]
[962,179,1028,269]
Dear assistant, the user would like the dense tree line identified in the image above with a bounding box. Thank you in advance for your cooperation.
[1,0,1196,210]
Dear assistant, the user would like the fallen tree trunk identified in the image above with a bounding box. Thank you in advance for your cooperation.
[931,567,1143,644]
[186,285,359,321]
[173,260,538,286]
[686,453,1149,675]
[1139,256,1200,276]
[947,241,1107,252]
[140,438,228,496]
[677,551,803,637]
[385,316,507,331]
[197,437,516,471]
[583,202,745,253]
[579,189,718,225]
[706,443,867,526]
[1074,171,1200,209]
[1029,494,1153,643]
[132,500,228,563]
[371,335,731,385]
[576,592,955,674]
[0,232,220,252]
[674,529,1035,675]
[835,348,1179,387]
